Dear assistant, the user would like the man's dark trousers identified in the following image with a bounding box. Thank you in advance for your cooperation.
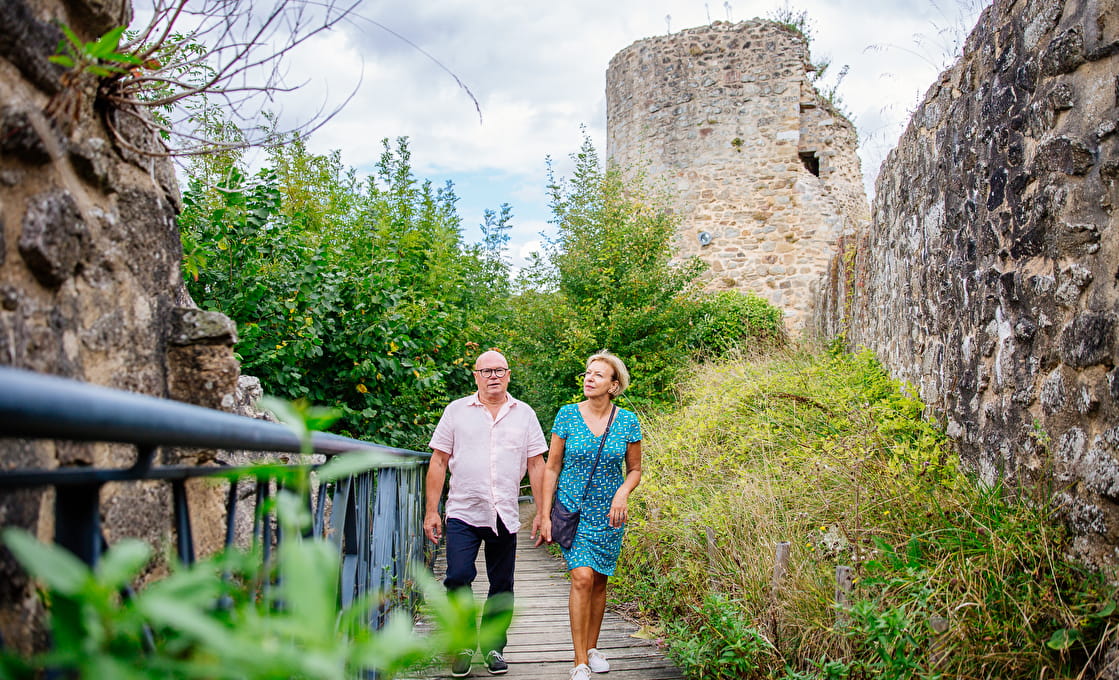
[444,516,517,652]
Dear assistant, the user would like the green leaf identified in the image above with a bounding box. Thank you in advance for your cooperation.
[49,55,75,68]
[142,564,222,603]
[94,539,151,590]
[1046,628,1079,650]
[303,404,343,431]
[316,450,421,482]
[274,488,312,532]
[87,65,119,77]
[59,24,82,50]
[259,395,308,438]
[353,610,432,672]
[2,528,90,595]
[138,594,239,655]
[89,27,126,58]
[277,539,338,633]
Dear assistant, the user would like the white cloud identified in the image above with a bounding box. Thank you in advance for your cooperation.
[260,0,988,249]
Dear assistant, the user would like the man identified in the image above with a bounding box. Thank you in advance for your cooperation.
[425,349,547,677]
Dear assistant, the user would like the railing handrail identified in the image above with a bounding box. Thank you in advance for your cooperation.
[0,364,433,640]
[0,365,428,463]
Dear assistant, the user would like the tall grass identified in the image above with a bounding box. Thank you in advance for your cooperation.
[614,346,1116,679]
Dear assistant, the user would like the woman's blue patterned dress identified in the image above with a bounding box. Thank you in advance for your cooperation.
[551,403,642,576]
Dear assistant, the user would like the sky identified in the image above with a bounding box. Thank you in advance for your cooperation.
[257,0,988,266]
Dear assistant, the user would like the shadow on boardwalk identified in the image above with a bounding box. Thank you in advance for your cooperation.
[404,504,685,680]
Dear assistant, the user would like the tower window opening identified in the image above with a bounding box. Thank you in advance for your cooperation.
[799,151,820,177]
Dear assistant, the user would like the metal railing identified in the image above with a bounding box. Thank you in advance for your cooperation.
[0,365,430,625]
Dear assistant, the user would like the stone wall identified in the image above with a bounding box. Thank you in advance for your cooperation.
[606,20,870,333]
[0,0,245,651]
[821,0,1119,571]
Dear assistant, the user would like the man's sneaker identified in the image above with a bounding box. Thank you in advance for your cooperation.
[485,650,508,675]
[570,663,592,680]
[587,648,610,673]
[451,649,474,677]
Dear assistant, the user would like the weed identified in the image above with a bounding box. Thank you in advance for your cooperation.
[667,593,779,679]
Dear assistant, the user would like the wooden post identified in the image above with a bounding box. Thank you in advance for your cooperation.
[768,541,791,646]
[835,565,853,628]
[771,541,790,596]
[928,616,950,666]
[705,526,717,589]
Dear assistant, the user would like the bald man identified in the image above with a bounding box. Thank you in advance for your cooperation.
[425,350,547,677]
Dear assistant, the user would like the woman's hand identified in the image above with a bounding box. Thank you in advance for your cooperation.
[609,491,630,528]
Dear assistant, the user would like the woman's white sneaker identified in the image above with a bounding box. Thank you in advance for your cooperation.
[587,648,610,673]
[570,663,592,680]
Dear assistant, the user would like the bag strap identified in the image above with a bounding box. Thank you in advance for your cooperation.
[577,404,617,505]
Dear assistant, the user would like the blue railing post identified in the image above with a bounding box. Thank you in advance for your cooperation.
[171,480,196,566]
[54,482,102,566]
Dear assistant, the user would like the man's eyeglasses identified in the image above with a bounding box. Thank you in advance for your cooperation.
[473,368,509,378]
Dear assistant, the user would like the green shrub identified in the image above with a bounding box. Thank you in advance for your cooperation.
[667,593,778,679]
[0,473,491,679]
[612,348,1118,679]
[691,290,786,356]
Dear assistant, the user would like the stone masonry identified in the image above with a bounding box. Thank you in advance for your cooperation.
[821,0,1119,572]
[606,19,869,333]
[0,0,247,651]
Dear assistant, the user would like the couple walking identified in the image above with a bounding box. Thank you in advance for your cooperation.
[424,349,643,679]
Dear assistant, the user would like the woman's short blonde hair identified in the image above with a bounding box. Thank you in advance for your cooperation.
[586,350,630,398]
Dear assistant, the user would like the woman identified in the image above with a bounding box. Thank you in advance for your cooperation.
[538,351,643,680]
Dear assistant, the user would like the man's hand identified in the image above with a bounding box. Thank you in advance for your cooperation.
[423,511,443,544]
[534,516,552,547]
[530,513,543,544]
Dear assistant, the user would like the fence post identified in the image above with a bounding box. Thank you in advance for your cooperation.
[767,541,791,645]
[771,541,790,595]
[928,616,950,665]
[835,565,853,628]
[704,525,717,589]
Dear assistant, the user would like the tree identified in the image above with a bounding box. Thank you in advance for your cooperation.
[502,136,707,422]
[179,136,487,448]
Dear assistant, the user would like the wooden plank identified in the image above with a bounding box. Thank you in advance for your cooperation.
[406,506,685,680]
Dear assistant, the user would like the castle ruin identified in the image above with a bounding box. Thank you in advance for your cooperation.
[606,19,869,333]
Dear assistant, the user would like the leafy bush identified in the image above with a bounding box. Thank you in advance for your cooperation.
[667,593,778,679]
[0,483,494,680]
[612,348,1117,679]
[690,290,786,356]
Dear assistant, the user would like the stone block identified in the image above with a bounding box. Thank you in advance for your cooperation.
[0,0,64,94]
[168,307,238,346]
[166,344,240,411]
[1033,136,1095,175]
[18,189,88,287]
[1059,312,1117,367]
[65,0,132,35]
[1041,26,1086,76]
[0,107,50,164]
[68,137,114,190]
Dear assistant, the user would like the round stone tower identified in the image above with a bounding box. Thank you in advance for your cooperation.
[606,19,869,333]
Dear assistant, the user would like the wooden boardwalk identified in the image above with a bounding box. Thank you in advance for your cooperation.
[406,506,686,680]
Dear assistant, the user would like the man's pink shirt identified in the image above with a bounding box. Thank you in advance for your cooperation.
[429,392,546,533]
